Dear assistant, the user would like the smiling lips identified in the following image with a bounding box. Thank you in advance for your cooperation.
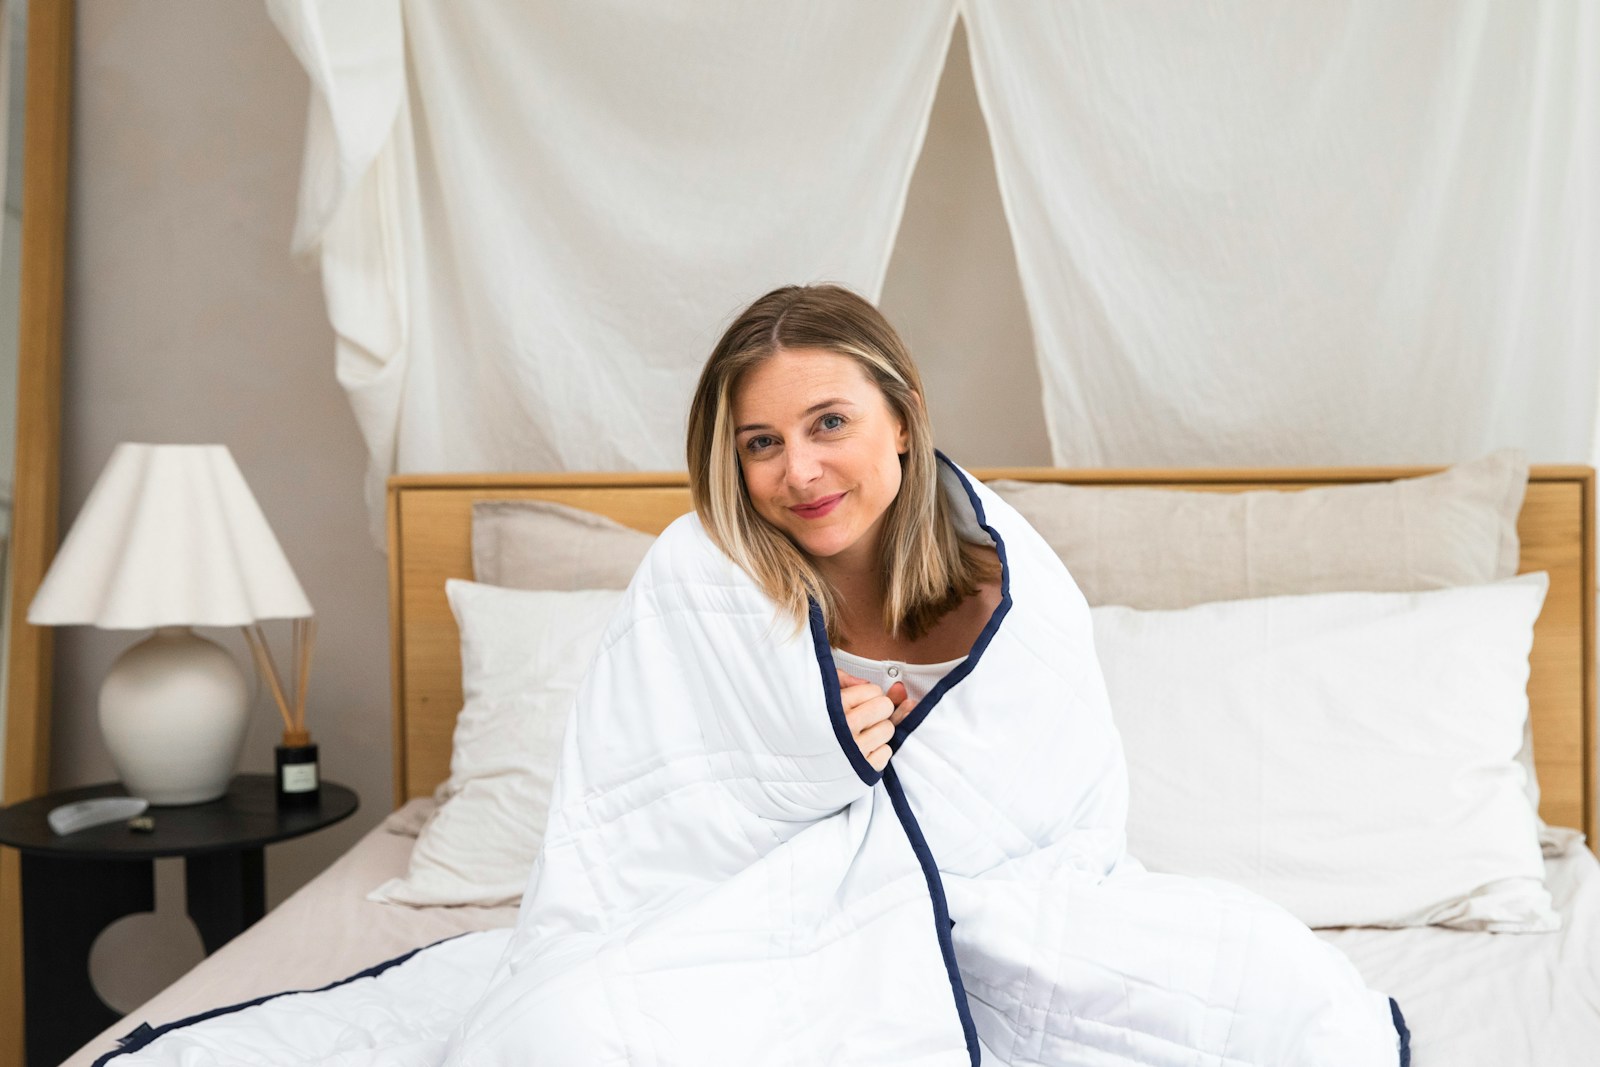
[789,492,845,519]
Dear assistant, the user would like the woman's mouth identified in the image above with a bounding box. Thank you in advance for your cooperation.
[789,492,845,519]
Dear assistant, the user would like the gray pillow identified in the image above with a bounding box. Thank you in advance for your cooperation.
[471,500,656,590]
[990,450,1527,610]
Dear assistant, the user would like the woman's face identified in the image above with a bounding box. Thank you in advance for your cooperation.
[731,348,909,572]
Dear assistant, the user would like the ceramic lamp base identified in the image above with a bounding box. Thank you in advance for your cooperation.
[98,626,250,805]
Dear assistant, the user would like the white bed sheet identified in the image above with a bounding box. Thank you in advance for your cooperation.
[1318,829,1600,1067]
[64,808,1600,1066]
[63,799,516,1067]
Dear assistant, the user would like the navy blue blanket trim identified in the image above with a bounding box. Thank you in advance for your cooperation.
[885,765,982,1066]
[810,599,882,786]
[91,931,481,1065]
[893,453,1012,747]
[1390,997,1412,1066]
[809,453,1001,1065]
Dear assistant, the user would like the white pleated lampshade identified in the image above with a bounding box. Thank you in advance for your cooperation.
[28,443,313,628]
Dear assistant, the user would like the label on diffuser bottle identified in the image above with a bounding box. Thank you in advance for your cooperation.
[281,762,318,794]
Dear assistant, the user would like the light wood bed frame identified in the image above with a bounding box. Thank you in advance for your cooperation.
[386,466,1597,852]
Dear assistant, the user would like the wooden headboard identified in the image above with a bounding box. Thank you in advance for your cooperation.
[386,465,1597,847]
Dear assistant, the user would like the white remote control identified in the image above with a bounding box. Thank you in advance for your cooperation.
[47,797,150,835]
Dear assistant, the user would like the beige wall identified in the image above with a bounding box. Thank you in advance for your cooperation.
[52,7,1041,1011]
[57,3,388,1010]
[880,21,1050,467]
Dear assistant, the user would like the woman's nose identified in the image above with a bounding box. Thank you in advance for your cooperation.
[784,440,823,487]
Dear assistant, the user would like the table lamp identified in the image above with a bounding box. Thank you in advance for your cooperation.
[27,443,313,805]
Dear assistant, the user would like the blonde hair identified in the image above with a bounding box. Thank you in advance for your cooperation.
[687,284,996,644]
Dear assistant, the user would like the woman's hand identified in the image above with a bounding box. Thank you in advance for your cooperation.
[887,682,917,727]
[837,669,917,772]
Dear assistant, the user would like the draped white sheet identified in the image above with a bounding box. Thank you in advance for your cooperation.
[961,0,1600,467]
[267,0,960,541]
[271,2,1600,540]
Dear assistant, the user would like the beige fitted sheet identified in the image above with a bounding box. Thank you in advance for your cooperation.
[64,810,1600,1066]
[63,799,515,1067]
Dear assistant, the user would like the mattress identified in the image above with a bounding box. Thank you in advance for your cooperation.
[65,810,1600,1066]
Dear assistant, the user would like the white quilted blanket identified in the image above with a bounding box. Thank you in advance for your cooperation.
[101,462,1407,1066]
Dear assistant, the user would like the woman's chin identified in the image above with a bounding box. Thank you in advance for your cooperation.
[791,529,868,564]
[793,536,841,560]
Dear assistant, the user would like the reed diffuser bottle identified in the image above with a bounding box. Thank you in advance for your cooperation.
[275,729,320,807]
[245,617,321,808]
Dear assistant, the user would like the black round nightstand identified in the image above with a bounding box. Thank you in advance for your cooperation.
[0,774,358,1067]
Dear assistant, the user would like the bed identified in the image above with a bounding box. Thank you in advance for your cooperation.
[62,456,1599,1066]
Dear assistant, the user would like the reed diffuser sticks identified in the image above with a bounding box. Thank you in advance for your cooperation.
[244,617,316,746]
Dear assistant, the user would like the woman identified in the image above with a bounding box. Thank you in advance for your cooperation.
[450,285,1408,1065]
[687,283,1003,773]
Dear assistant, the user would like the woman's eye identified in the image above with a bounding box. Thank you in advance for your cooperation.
[744,435,776,454]
[819,414,846,432]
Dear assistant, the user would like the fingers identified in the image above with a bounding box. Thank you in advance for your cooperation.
[883,682,915,726]
[844,693,894,734]
[835,668,905,772]
[838,674,889,722]
[855,716,894,751]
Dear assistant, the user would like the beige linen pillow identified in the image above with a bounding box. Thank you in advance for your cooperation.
[472,499,656,590]
[990,450,1526,610]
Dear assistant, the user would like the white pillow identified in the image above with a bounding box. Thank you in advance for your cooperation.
[369,581,622,907]
[1093,572,1557,931]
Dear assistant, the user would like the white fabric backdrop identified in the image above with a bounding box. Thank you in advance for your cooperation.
[271,2,1600,541]
[267,0,960,542]
[962,0,1600,467]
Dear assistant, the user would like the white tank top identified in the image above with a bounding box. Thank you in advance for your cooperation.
[829,646,968,704]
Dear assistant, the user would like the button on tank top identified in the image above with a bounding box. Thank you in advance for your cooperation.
[829,647,968,704]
